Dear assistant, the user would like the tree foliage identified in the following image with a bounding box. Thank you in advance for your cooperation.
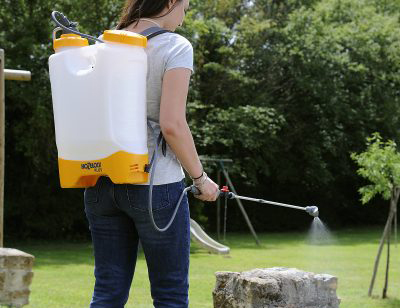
[1,0,400,239]
[351,133,400,204]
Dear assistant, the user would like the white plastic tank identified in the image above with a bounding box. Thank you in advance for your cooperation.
[49,31,149,188]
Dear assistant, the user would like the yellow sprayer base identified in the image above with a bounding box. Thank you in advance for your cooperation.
[58,151,149,188]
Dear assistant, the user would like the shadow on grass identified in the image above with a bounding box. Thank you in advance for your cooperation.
[370,295,400,307]
[8,240,149,268]
[386,298,400,307]
[7,226,386,267]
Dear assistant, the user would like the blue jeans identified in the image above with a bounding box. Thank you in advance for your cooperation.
[84,176,190,308]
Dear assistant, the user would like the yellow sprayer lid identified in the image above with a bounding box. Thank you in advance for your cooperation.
[53,33,89,51]
[103,30,147,47]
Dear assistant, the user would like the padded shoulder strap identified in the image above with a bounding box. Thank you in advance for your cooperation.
[139,26,172,40]
[141,26,170,159]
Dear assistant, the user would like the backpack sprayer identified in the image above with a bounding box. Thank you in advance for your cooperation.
[48,11,318,233]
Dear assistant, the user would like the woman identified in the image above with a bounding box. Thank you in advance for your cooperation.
[83,0,220,307]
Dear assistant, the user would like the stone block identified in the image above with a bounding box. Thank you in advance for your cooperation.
[213,267,341,308]
[0,249,34,270]
[0,248,34,307]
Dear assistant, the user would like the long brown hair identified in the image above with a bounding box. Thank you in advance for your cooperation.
[116,0,183,30]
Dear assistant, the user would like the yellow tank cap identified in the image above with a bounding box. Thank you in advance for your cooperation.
[103,30,147,47]
[54,33,89,51]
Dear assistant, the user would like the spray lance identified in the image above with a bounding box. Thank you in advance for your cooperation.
[190,186,319,218]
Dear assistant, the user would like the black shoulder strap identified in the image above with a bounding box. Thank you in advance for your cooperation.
[140,26,170,158]
[139,26,172,40]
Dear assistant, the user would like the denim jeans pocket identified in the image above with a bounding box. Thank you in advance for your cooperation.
[126,183,170,212]
[84,177,104,205]
[84,186,99,204]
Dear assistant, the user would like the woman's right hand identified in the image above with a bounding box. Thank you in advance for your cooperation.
[193,177,220,202]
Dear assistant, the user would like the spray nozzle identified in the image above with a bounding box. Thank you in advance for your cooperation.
[305,206,319,217]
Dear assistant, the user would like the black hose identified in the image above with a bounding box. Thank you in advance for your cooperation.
[147,133,191,232]
[51,11,104,43]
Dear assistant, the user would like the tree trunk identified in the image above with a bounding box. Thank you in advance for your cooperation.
[368,187,399,297]
[394,202,397,247]
[382,221,390,298]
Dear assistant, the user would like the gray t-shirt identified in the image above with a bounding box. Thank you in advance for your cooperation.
[137,32,194,185]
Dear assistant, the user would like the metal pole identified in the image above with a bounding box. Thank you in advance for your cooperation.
[234,195,307,212]
[220,162,261,246]
[199,156,233,241]
[198,156,233,163]
[216,169,221,241]
[0,50,5,247]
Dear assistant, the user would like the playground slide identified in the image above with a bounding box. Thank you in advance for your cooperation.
[190,219,230,255]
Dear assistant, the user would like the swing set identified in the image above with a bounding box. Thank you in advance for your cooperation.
[199,156,261,246]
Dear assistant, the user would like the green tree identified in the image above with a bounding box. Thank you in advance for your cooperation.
[351,132,400,298]
[2,0,400,238]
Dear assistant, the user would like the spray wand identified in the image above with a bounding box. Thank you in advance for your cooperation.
[189,185,319,218]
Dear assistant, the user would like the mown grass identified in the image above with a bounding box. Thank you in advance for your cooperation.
[7,226,400,307]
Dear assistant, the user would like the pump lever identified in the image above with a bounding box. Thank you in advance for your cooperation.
[189,185,234,199]
[50,11,103,43]
[52,11,78,31]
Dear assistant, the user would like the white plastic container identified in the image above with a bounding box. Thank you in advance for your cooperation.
[49,31,149,188]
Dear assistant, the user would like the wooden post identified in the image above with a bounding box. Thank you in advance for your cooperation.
[382,222,390,298]
[368,188,400,296]
[0,50,31,248]
[0,49,5,248]
[4,69,31,81]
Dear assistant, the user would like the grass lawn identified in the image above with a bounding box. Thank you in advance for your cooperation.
[7,226,400,308]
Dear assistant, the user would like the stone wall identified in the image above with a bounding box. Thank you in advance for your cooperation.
[213,267,340,308]
[0,248,35,307]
